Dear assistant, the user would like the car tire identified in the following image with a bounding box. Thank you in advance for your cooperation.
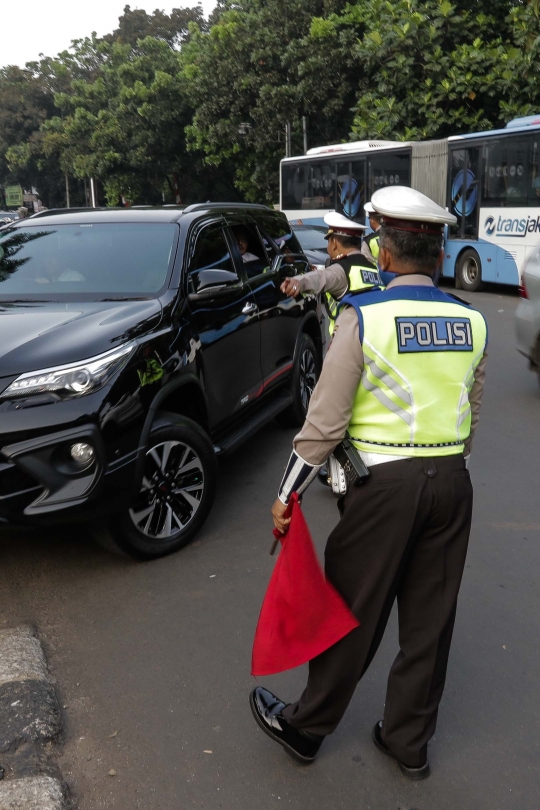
[107,417,218,560]
[456,249,484,292]
[276,334,320,428]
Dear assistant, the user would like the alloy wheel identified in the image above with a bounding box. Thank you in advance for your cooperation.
[299,348,317,412]
[129,440,205,539]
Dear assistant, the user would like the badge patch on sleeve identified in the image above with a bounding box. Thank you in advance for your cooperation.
[361,269,382,286]
[396,317,473,352]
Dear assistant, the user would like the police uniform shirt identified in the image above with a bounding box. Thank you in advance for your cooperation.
[294,249,365,298]
[292,274,488,466]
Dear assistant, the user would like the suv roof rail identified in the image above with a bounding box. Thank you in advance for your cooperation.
[182,202,271,214]
[29,207,111,219]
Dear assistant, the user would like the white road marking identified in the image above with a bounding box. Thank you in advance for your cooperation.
[0,776,65,810]
[0,627,49,687]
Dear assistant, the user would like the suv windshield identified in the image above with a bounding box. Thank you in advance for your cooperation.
[0,223,177,298]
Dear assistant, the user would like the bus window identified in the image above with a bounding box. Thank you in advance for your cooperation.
[282,161,335,210]
[449,147,480,239]
[336,162,350,217]
[282,162,309,210]
[529,138,540,205]
[482,137,529,206]
[349,159,366,218]
[308,162,335,210]
[336,159,365,219]
[368,151,411,199]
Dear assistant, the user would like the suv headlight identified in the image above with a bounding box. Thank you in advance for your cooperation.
[1,343,135,401]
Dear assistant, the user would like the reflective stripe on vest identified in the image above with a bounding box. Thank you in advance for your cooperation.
[340,286,488,456]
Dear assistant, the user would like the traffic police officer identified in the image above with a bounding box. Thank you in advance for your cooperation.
[281,211,383,336]
[361,201,382,266]
[250,186,488,779]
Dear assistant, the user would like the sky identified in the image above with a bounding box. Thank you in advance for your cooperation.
[0,0,217,68]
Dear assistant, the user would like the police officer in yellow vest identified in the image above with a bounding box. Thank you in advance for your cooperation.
[361,201,382,266]
[281,212,383,336]
[250,187,488,779]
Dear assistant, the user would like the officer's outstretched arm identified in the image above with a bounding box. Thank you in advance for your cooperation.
[281,264,348,298]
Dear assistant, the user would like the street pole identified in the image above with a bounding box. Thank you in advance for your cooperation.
[90,178,97,208]
[286,122,292,158]
[302,116,308,155]
[65,173,70,208]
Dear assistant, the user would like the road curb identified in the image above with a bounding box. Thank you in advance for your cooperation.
[0,775,66,810]
[0,626,62,753]
[0,626,68,808]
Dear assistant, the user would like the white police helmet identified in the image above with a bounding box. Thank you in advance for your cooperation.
[323,211,367,240]
[371,186,457,233]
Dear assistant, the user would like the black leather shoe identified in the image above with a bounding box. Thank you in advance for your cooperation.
[372,721,431,780]
[249,687,324,763]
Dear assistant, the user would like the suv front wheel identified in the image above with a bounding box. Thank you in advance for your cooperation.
[108,416,218,560]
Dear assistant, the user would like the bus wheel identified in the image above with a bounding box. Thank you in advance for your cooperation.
[456,249,484,292]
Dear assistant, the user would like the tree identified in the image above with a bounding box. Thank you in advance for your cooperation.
[26,35,238,206]
[182,0,352,203]
[102,4,205,49]
[0,65,67,206]
[309,0,540,142]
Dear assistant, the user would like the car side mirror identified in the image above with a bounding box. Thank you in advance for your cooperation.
[196,268,239,293]
[272,253,310,279]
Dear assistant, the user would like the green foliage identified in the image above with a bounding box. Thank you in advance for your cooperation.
[345,0,540,141]
[102,3,205,48]
[181,0,353,202]
[3,0,540,207]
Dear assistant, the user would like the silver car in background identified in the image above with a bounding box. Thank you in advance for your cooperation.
[515,247,540,385]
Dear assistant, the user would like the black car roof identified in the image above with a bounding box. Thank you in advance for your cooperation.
[10,203,275,228]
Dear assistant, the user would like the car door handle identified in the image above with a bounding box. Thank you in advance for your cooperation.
[242,302,258,314]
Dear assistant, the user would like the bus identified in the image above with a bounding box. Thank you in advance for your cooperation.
[280,115,540,291]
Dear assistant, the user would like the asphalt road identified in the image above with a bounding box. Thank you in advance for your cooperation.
[1,287,539,810]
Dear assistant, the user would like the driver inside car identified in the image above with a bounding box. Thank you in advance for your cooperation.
[236,230,259,263]
[35,254,85,284]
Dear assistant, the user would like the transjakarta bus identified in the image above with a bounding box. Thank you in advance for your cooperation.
[280,114,540,291]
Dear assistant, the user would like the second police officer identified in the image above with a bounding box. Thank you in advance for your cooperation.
[362,201,382,266]
[281,211,383,336]
[250,186,488,780]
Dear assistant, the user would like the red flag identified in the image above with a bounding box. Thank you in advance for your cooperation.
[251,494,360,676]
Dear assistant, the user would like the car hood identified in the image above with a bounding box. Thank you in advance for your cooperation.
[0,299,163,376]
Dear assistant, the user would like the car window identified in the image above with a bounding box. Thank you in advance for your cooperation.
[188,227,238,292]
[255,213,303,255]
[0,223,176,298]
[229,223,271,279]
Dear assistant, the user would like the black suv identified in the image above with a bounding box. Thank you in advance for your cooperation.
[0,204,323,558]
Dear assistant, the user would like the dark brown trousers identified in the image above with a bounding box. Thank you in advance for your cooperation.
[282,454,473,767]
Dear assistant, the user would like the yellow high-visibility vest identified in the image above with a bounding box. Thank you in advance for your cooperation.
[339,286,488,456]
